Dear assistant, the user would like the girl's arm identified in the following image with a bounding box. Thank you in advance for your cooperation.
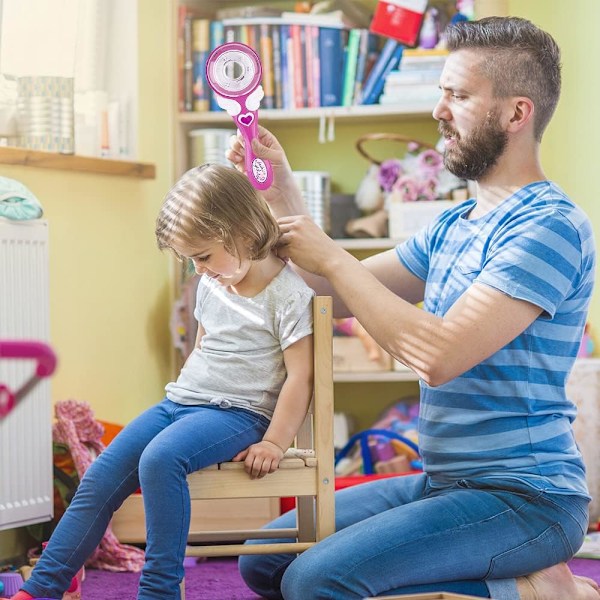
[232,334,314,479]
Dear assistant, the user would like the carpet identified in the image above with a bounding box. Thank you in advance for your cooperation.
[81,557,259,600]
[81,557,600,599]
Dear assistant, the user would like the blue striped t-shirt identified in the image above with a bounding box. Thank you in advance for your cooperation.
[397,181,595,497]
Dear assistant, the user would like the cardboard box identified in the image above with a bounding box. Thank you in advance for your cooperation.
[364,593,484,600]
[333,336,392,372]
[388,200,455,238]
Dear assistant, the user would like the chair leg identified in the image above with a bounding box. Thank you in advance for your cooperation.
[180,577,186,599]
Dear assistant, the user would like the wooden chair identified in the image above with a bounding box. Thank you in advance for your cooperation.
[183,295,335,563]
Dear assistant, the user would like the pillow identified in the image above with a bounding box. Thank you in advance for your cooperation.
[0,176,43,220]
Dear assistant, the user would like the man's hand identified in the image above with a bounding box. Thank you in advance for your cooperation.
[232,439,285,479]
[277,214,348,277]
[226,125,306,215]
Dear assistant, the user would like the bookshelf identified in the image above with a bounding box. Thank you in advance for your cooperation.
[168,0,509,431]
[0,146,156,179]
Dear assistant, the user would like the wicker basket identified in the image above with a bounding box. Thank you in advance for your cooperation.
[355,132,436,166]
[355,133,456,239]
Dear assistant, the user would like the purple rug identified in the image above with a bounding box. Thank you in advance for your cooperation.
[81,557,259,600]
[81,557,600,599]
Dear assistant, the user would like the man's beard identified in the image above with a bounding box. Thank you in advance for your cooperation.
[439,111,508,181]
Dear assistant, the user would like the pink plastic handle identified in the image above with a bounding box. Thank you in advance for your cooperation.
[236,111,274,191]
[205,42,273,191]
[0,384,15,417]
[0,341,57,377]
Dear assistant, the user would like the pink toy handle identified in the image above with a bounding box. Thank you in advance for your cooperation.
[0,340,57,377]
[236,111,273,191]
[0,341,57,418]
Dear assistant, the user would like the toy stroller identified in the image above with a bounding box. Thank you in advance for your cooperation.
[0,340,57,419]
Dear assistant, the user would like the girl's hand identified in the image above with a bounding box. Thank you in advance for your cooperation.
[232,439,285,479]
[277,214,346,277]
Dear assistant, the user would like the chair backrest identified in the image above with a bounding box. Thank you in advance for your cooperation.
[184,295,335,558]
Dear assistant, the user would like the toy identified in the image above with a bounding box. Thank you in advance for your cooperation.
[206,43,273,190]
[0,341,57,419]
[578,323,594,358]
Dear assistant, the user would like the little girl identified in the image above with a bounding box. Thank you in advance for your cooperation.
[6,163,314,600]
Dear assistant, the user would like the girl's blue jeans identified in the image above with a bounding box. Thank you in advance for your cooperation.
[239,473,589,600]
[22,398,269,600]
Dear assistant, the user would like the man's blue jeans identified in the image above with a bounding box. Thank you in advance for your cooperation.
[239,473,589,600]
[22,399,269,600]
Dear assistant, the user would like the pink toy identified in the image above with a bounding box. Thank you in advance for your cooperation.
[0,340,57,418]
[206,42,273,191]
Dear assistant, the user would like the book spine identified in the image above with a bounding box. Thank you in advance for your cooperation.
[299,25,309,108]
[309,26,321,108]
[209,21,224,111]
[280,24,291,109]
[192,18,210,113]
[183,15,194,112]
[352,29,369,105]
[177,5,187,112]
[318,27,344,107]
[304,25,315,108]
[341,29,361,107]
[269,24,282,109]
[360,38,399,105]
[361,43,404,105]
[290,24,304,108]
[259,24,275,109]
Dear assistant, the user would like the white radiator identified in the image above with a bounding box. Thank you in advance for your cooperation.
[0,219,53,530]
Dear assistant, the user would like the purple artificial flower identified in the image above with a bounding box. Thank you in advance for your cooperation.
[392,175,419,202]
[417,176,438,201]
[407,141,421,154]
[417,149,444,175]
[378,159,404,192]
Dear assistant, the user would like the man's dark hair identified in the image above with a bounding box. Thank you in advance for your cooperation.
[445,16,561,141]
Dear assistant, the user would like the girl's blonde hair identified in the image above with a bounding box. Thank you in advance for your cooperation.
[155,164,280,260]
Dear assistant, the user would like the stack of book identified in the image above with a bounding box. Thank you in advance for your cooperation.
[378,49,447,107]
[177,6,447,113]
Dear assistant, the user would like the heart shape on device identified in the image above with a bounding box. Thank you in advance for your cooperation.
[238,113,254,126]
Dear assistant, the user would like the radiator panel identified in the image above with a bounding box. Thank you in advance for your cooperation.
[0,219,53,530]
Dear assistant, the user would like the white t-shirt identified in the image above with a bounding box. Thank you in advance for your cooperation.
[165,264,314,420]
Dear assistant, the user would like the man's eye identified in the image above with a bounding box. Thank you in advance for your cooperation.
[452,94,466,100]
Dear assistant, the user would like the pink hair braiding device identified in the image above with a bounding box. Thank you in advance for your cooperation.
[206,42,273,191]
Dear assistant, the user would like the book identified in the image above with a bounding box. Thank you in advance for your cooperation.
[341,28,361,106]
[259,23,275,109]
[280,24,292,109]
[319,27,345,107]
[209,20,224,111]
[309,26,321,109]
[191,18,210,113]
[352,29,370,105]
[271,24,283,109]
[360,38,403,105]
[290,24,305,108]
[183,14,194,111]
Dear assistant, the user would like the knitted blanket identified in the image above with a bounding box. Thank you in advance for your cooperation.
[52,399,145,573]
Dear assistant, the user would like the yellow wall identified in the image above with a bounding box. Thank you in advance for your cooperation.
[1,0,174,425]
[506,0,600,331]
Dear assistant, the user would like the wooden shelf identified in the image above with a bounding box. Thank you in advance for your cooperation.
[336,237,404,251]
[334,370,419,383]
[179,103,438,126]
[0,146,156,179]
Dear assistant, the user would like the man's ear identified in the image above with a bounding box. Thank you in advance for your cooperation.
[506,97,535,133]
